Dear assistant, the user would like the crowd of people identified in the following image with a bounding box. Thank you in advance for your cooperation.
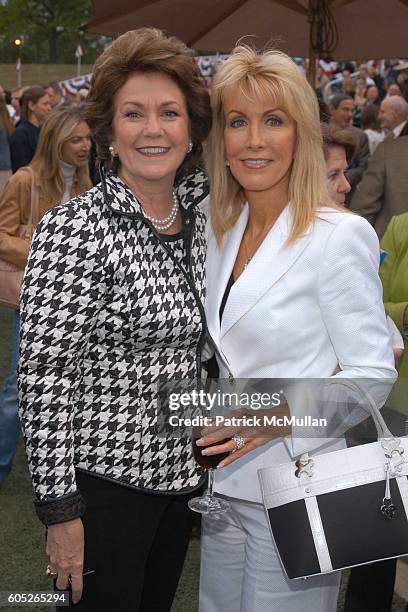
[0,30,407,612]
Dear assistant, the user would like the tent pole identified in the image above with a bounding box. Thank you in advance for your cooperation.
[308,42,317,87]
[307,0,318,87]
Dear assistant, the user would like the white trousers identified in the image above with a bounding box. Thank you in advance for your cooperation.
[199,497,340,612]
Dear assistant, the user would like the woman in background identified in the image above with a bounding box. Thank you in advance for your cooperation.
[381,215,408,377]
[10,86,52,172]
[0,85,14,192]
[0,107,92,486]
[322,122,355,206]
[322,121,403,612]
[361,104,385,156]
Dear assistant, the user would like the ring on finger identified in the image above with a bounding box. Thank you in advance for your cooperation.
[231,433,245,452]
[46,564,58,578]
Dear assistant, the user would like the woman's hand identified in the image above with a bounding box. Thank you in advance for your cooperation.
[46,518,84,604]
[403,305,408,328]
[393,347,404,366]
[196,404,292,468]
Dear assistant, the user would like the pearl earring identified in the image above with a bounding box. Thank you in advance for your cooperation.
[109,145,117,157]
[225,160,230,167]
[187,141,193,154]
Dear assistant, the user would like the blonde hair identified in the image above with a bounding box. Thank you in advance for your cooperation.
[30,107,91,203]
[207,45,334,245]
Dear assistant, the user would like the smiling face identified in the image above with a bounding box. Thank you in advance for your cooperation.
[111,71,190,190]
[61,121,92,168]
[223,88,297,203]
[326,144,351,207]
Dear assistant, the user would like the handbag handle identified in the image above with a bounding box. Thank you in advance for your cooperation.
[353,381,394,440]
[296,380,395,470]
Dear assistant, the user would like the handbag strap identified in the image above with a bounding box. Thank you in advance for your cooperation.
[297,380,395,466]
[22,166,40,231]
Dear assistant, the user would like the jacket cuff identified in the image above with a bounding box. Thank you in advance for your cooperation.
[34,491,86,526]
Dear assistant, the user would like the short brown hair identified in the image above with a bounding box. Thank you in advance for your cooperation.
[321,122,356,165]
[85,28,211,178]
[360,104,381,132]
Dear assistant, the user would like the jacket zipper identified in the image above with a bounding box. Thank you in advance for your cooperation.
[109,198,208,379]
[142,212,234,383]
[184,208,208,376]
[99,168,215,380]
[144,209,207,378]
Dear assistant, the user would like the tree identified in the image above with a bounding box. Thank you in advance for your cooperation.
[0,0,108,64]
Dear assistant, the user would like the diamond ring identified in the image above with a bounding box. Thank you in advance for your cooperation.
[231,433,245,451]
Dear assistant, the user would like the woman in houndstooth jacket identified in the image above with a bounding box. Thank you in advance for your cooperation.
[18,28,211,611]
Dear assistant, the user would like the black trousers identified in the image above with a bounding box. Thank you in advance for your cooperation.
[343,406,405,612]
[56,471,197,612]
[343,559,396,612]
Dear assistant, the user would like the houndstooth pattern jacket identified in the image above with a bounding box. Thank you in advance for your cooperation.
[18,169,208,525]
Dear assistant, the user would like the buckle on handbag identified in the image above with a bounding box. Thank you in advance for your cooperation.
[295,457,314,478]
[381,438,405,473]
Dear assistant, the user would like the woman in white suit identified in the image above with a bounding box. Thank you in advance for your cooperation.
[196,47,397,612]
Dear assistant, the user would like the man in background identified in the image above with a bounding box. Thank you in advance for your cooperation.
[350,104,408,237]
[45,81,64,108]
[394,61,408,101]
[378,96,408,138]
[329,94,370,205]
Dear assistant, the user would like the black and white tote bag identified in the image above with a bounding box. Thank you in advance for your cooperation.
[258,385,408,579]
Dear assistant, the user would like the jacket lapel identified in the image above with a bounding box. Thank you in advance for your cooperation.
[208,204,313,340]
[206,204,248,346]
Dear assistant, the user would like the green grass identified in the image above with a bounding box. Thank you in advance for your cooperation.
[0,305,406,611]
[0,306,199,611]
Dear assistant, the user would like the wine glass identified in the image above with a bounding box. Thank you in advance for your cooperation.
[188,428,230,517]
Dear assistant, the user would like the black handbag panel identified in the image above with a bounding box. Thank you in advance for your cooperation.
[268,500,321,578]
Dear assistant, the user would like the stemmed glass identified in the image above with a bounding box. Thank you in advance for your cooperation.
[188,427,230,517]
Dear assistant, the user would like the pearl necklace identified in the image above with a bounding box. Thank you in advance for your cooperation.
[142,191,179,231]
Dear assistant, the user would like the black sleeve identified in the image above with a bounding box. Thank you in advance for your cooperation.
[10,128,36,173]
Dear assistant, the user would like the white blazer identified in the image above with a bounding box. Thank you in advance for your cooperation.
[205,204,397,502]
